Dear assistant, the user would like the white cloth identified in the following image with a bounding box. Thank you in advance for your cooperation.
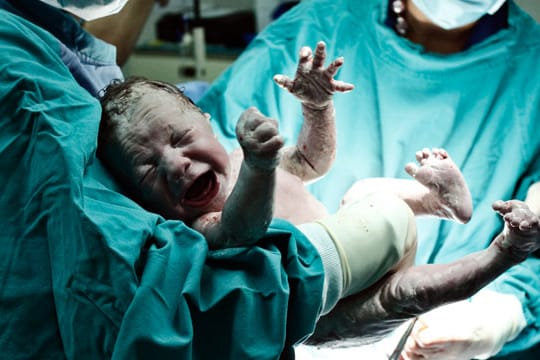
[40,0,128,20]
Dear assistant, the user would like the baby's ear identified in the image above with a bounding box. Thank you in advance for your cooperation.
[204,113,211,121]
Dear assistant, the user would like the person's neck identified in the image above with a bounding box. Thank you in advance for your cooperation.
[403,0,476,54]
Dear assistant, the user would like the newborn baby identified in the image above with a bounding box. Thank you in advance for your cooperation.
[97,42,540,344]
[97,42,471,250]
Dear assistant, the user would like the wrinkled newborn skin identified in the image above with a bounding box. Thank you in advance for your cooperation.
[308,200,540,346]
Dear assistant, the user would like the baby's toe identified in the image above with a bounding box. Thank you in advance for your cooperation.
[405,162,418,177]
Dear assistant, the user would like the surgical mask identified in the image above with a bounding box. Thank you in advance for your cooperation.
[40,0,129,21]
[411,0,506,30]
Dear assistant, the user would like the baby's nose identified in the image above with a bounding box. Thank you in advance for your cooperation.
[161,149,191,189]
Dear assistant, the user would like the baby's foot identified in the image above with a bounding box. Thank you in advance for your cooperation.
[405,148,473,223]
[492,200,540,262]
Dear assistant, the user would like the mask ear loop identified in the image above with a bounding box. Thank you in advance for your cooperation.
[392,0,408,36]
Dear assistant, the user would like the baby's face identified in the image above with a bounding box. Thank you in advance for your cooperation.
[120,90,231,222]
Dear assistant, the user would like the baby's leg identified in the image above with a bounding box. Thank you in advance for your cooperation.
[342,148,472,223]
[316,192,417,298]
[404,148,472,223]
[491,199,540,261]
[309,200,540,345]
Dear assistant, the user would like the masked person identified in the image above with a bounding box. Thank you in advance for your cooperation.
[197,0,540,359]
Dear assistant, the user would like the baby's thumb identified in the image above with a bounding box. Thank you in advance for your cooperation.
[273,74,291,90]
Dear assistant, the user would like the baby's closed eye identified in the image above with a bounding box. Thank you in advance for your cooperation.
[170,129,192,148]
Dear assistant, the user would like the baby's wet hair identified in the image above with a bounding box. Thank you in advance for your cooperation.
[98,76,198,120]
[97,76,202,151]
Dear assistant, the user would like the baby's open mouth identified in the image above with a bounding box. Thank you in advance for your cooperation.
[183,170,219,207]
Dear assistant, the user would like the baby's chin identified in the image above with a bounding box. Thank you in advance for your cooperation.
[198,190,228,215]
[167,192,228,224]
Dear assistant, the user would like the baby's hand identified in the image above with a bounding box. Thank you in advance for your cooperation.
[274,41,354,109]
[236,107,284,170]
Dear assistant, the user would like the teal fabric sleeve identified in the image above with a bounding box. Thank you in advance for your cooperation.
[0,10,324,360]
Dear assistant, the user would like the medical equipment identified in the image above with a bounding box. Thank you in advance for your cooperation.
[388,317,417,360]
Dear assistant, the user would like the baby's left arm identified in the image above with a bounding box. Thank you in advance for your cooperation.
[275,41,354,183]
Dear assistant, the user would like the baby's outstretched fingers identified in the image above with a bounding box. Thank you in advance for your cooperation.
[492,200,528,218]
[276,41,353,107]
[312,41,327,69]
[297,46,313,73]
[324,57,344,78]
[333,79,355,93]
[273,74,294,92]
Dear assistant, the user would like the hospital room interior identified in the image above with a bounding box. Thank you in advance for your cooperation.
[2,0,540,359]
[122,0,303,86]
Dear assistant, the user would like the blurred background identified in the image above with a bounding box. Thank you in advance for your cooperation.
[122,0,540,86]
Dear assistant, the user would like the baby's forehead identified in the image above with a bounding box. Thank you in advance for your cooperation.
[137,83,197,108]
[133,82,178,99]
[133,92,206,126]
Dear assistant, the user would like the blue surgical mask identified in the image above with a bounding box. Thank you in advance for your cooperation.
[40,0,129,21]
[411,0,506,30]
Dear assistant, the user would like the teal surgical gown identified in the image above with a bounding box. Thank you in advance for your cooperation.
[197,0,540,357]
[0,5,325,359]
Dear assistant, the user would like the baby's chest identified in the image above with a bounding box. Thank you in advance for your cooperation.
[274,170,328,224]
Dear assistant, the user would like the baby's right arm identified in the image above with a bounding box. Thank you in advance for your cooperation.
[275,41,354,183]
[195,107,283,249]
